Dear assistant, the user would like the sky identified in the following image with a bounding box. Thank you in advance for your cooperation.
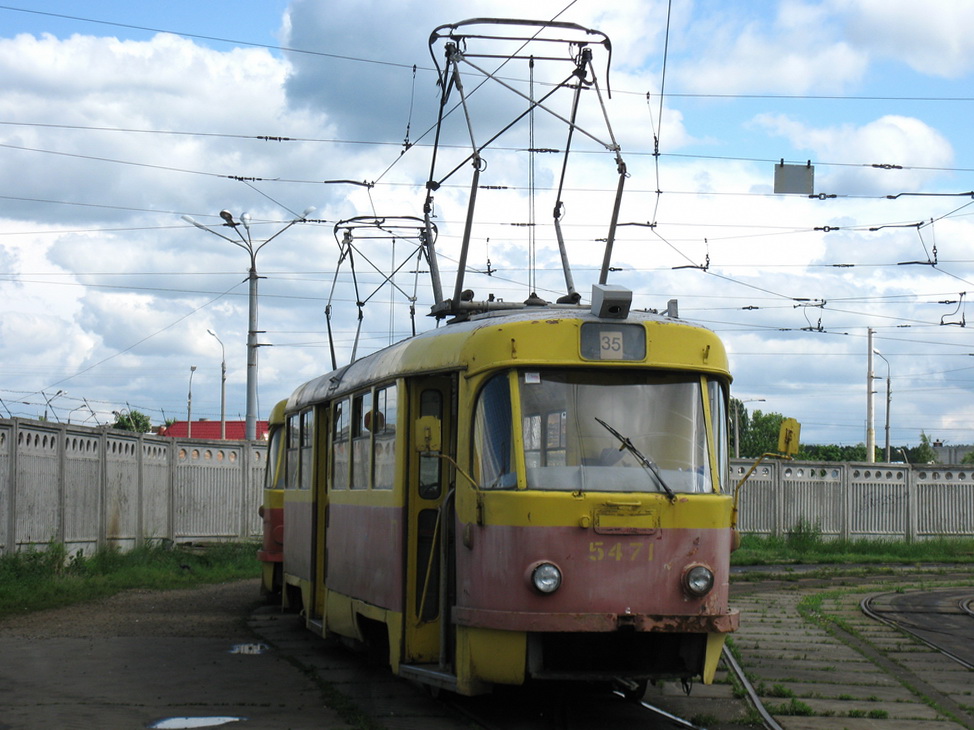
[2,0,974,450]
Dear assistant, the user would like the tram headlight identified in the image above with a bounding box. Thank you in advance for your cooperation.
[530,562,563,594]
[682,564,715,598]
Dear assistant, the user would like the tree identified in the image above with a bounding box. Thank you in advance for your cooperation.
[733,404,785,459]
[112,410,152,433]
[798,443,869,462]
[907,431,937,464]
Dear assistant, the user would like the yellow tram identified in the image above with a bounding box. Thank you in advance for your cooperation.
[267,290,737,696]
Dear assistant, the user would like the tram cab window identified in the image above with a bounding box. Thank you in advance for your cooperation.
[708,381,729,492]
[418,389,443,498]
[513,370,716,494]
[332,399,350,490]
[473,373,516,489]
[264,421,286,490]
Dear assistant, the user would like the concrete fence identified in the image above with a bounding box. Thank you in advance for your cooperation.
[732,459,974,540]
[3,417,973,555]
[1,418,266,555]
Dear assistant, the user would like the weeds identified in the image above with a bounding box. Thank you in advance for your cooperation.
[0,540,259,619]
[767,698,815,716]
[733,525,974,566]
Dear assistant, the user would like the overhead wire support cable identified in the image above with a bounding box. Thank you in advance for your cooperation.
[646,0,674,227]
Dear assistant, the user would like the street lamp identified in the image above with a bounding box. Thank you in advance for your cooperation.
[187,365,197,438]
[207,329,227,440]
[41,389,64,422]
[733,398,765,458]
[873,348,891,463]
[182,207,314,440]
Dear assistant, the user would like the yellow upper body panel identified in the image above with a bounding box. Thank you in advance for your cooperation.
[463,488,734,530]
[288,309,730,409]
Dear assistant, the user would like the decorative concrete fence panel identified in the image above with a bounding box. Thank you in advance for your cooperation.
[732,459,974,540]
[1,418,265,556]
[4,420,974,556]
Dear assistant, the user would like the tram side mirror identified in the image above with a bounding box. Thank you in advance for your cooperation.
[777,418,801,456]
[415,415,442,452]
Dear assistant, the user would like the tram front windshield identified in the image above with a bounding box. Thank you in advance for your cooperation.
[473,370,722,494]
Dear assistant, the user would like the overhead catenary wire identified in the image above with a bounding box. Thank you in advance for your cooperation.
[3,5,974,442]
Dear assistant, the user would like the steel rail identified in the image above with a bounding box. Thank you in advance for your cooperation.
[861,593,974,671]
[720,645,784,730]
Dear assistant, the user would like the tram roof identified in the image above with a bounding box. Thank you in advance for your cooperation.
[286,306,728,411]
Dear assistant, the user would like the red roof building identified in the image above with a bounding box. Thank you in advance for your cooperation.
[157,420,269,440]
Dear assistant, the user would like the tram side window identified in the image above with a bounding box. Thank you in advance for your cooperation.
[300,409,314,490]
[473,373,516,489]
[286,414,301,489]
[373,386,397,490]
[332,399,350,490]
[350,391,372,489]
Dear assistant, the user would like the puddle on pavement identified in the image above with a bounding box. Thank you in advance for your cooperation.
[229,642,269,655]
[147,717,245,729]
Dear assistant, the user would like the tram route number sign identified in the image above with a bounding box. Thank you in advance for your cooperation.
[600,331,624,360]
[580,322,647,361]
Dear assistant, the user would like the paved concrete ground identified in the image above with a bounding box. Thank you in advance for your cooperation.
[0,580,345,729]
[731,578,974,729]
[0,579,472,730]
[6,574,970,729]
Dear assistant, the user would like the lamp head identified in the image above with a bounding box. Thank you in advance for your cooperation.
[219,210,235,225]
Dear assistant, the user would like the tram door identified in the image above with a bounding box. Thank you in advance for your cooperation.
[403,375,456,665]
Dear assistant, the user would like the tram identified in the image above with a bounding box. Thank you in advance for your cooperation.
[265,287,737,696]
[259,17,741,696]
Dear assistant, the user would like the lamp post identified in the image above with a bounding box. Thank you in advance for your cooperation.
[182,207,314,440]
[187,365,197,438]
[733,398,765,458]
[207,329,227,440]
[873,348,891,463]
[866,328,876,463]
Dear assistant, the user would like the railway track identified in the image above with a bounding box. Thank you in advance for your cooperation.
[437,649,782,730]
[729,570,974,730]
[252,569,974,729]
[862,588,974,670]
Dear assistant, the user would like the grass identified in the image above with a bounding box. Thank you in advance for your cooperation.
[732,521,974,566]
[0,540,260,619]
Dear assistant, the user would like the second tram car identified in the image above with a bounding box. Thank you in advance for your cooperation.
[258,400,287,598]
[266,294,738,696]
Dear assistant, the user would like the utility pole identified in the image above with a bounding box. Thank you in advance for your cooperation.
[866,328,875,463]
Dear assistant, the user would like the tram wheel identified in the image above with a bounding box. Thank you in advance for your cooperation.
[621,679,648,702]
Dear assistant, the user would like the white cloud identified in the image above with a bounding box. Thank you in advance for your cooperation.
[1,1,974,447]
[839,0,974,78]
[670,2,868,95]
[752,113,954,195]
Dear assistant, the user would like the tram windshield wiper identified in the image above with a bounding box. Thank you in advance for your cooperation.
[594,417,677,502]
